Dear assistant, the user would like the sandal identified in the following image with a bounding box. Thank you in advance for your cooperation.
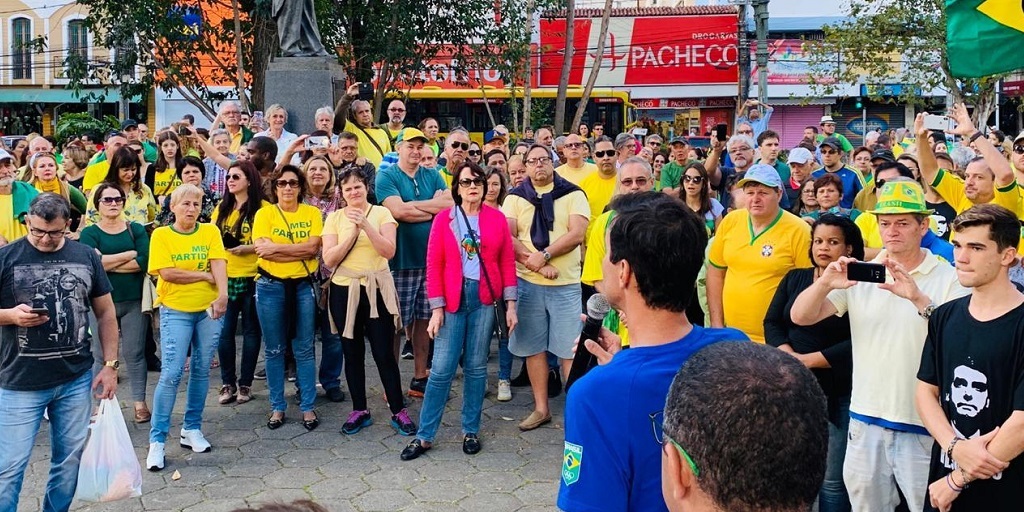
[134,406,152,424]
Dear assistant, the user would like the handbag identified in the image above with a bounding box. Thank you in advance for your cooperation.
[457,206,509,339]
[124,222,158,314]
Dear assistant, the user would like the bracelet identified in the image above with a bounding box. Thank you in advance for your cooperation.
[946,473,963,493]
[959,466,971,489]
[947,436,962,463]
[969,131,984,143]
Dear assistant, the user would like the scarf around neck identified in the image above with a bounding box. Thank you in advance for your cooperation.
[508,173,581,251]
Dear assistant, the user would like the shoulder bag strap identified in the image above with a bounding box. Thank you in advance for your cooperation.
[457,205,499,301]
[354,124,386,159]
[273,205,316,280]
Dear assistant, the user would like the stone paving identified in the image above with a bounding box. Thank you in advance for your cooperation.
[16,350,566,512]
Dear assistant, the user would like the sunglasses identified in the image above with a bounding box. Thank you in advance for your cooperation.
[683,175,704,184]
[820,149,839,155]
[226,173,245,181]
[620,177,649,187]
[275,179,300,188]
[458,178,485,187]
[594,150,616,158]
[388,108,406,113]
[450,142,470,151]
[875,179,886,190]
[468,150,481,156]
[1014,146,1024,155]
[564,142,585,149]
[99,196,125,205]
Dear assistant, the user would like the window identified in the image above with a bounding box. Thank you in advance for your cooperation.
[12,18,32,80]
[68,20,88,61]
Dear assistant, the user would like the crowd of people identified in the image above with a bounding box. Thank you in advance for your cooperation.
[2,85,1024,512]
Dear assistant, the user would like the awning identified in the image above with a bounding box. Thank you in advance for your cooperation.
[0,87,126,103]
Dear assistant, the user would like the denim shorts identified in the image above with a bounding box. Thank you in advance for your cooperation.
[508,278,582,360]
[394,268,430,325]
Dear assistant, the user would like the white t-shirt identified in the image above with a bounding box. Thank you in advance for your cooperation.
[827,250,969,428]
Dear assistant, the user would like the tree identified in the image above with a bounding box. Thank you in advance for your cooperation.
[552,0,575,135]
[803,0,1002,126]
[70,0,271,119]
[569,0,613,135]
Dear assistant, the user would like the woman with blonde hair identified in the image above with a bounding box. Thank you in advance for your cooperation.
[62,144,91,190]
[28,152,87,234]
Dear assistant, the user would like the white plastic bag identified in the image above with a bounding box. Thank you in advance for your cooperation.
[75,396,143,502]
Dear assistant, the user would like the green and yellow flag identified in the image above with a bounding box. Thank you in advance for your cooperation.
[947,0,1024,77]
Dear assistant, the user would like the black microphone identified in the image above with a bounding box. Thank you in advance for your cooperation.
[565,293,612,392]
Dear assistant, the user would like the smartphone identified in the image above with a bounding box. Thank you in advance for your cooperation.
[715,123,728,142]
[29,307,49,315]
[923,114,956,132]
[847,262,886,283]
[305,135,329,149]
[358,82,374,101]
[252,111,264,125]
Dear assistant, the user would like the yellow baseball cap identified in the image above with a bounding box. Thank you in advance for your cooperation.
[396,127,428,144]
[869,180,934,215]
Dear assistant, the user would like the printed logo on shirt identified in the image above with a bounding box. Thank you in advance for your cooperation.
[562,441,583,485]
[761,244,774,257]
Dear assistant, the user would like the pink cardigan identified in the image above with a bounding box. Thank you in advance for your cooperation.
[426,204,517,313]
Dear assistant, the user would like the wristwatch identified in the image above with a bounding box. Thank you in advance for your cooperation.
[103,360,120,370]
[542,250,552,262]
[918,303,938,320]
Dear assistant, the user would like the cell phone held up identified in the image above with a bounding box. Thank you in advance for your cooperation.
[715,123,728,142]
[358,82,374,101]
[923,114,956,132]
[847,262,886,284]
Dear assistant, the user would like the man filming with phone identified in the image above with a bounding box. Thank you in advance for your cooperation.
[791,179,968,512]
[333,82,392,169]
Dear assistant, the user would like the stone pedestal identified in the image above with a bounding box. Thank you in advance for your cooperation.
[263,57,346,134]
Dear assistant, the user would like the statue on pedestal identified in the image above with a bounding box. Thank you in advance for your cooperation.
[272,0,330,57]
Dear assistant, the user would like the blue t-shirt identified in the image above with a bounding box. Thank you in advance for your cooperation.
[922,230,954,265]
[811,167,864,209]
[557,326,748,512]
[375,165,448,270]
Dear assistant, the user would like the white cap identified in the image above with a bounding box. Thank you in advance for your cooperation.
[788,147,814,165]
[0,149,12,162]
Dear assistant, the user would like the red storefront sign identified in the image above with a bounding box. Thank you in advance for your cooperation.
[537,15,739,87]
[1003,80,1024,97]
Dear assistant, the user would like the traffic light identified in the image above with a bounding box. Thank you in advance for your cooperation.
[855,97,863,109]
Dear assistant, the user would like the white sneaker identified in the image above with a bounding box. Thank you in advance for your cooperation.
[497,380,513,402]
[147,442,165,471]
[180,428,211,453]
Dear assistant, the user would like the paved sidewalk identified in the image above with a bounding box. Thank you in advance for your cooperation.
[16,351,566,512]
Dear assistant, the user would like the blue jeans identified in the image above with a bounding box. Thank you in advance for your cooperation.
[255,276,317,413]
[317,301,344,391]
[218,285,262,387]
[150,307,224,444]
[417,279,495,442]
[498,336,512,381]
[0,370,92,512]
[819,395,851,512]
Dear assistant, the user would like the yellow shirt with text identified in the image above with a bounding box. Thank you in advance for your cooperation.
[708,209,812,342]
[252,204,323,279]
[152,168,181,198]
[210,201,271,278]
[148,223,227,312]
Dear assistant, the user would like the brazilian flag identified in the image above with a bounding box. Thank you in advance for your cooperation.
[947,0,1024,77]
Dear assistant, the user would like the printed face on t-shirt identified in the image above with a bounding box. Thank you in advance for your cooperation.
[952,364,989,418]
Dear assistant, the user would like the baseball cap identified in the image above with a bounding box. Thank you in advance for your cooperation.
[820,115,835,125]
[869,180,934,215]
[1014,131,1024,144]
[787,147,814,165]
[820,137,843,151]
[735,164,783,190]
[120,119,138,130]
[0,149,12,162]
[669,136,689,145]
[870,149,896,163]
[396,127,428,144]
[484,130,506,144]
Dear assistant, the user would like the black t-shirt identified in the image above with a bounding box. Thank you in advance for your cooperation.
[0,238,111,391]
[919,296,1024,510]
[927,200,957,241]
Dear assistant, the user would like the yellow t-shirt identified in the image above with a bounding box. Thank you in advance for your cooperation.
[708,209,812,343]
[343,119,392,168]
[555,162,597,186]
[579,172,617,237]
[148,223,227,312]
[581,210,613,286]
[85,185,158,226]
[932,168,1022,216]
[252,204,323,279]
[210,201,271,278]
[322,205,397,287]
[82,160,110,193]
[501,185,590,286]
[152,168,181,198]
[0,194,28,243]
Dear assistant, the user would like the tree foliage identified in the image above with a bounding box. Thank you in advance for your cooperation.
[803,0,1002,125]
[54,112,120,147]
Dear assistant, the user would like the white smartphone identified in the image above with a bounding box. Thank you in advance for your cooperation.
[923,114,956,132]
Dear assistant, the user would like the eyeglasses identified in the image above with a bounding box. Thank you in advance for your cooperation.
[1014,146,1024,155]
[648,141,662,146]
[28,225,68,239]
[388,108,406,113]
[99,196,125,205]
[650,411,700,476]
[620,177,649,187]
[458,178,485,187]
[683,175,704,184]
[525,156,551,166]
[226,173,244,181]
[594,150,616,158]
[468,150,481,156]
[565,142,585,149]
[275,179,300,188]
[450,142,470,151]
[820,149,839,155]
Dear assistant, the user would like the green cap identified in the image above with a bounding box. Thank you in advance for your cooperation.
[869,180,934,215]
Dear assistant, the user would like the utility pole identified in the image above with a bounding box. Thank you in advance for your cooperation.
[753,0,769,107]
[737,1,750,102]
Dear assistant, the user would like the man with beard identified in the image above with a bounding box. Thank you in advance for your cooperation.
[784,147,815,211]
[0,150,39,246]
[333,83,392,168]
[379,100,407,146]
[436,129,471,188]
[706,134,757,208]
[246,136,279,189]
[812,137,864,209]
